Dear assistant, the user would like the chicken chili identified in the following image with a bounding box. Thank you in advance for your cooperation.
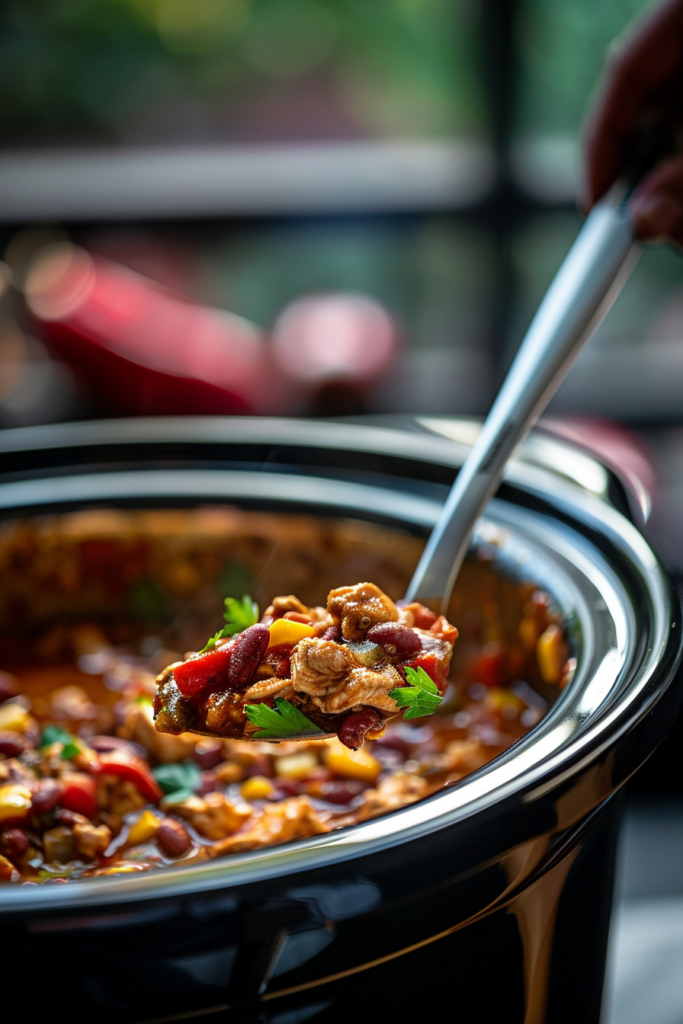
[0,567,572,884]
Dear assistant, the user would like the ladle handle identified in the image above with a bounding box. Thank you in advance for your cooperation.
[406,195,640,608]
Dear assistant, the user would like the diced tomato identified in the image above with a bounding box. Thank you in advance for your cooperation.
[59,772,97,818]
[94,750,162,803]
[429,615,459,645]
[173,643,234,698]
[405,652,448,693]
[467,643,506,688]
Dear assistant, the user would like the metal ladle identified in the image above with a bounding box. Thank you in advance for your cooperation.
[405,132,672,610]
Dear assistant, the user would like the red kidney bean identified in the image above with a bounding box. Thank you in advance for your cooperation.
[0,828,29,860]
[88,735,148,760]
[192,738,224,770]
[274,779,300,798]
[318,780,365,805]
[0,731,27,758]
[366,623,422,659]
[157,818,192,858]
[55,808,88,826]
[374,734,412,757]
[245,754,274,779]
[227,624,270,690]
[322,625,341,642]
[195,771,218,796]
[338,708,384,750]
[31,778,64,814]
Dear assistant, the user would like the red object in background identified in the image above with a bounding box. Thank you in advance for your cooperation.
[23,243,287,417]
[22,241,400,419]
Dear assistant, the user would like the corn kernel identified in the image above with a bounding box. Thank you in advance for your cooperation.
[537,624,566,685]
[0,703,31,734]
[268,619,316,649]
[324,739,381,784]
[519,616,539,651]
[485,688,524,714]
[125,809,159,847]
[0,784,32,822]
[240,776,275,800]
[275,752,318,780]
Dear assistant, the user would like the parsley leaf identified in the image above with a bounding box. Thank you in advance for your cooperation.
[245,698,324,740]
[389,665,443,720]
[40,725,73,749]
[152,760,202,796]
[199,594,260,653]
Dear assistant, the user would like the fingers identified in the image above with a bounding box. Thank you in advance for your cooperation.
[629,153,683,244]
[583,0,683,208]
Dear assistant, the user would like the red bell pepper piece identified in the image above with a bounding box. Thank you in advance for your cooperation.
[467,643,506,688]
[95,750,162,803]
[59,772,97,818]
[173,643,234,698]
[406,652,447,693]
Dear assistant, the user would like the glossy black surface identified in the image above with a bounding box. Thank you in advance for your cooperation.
[0,417,681,1024]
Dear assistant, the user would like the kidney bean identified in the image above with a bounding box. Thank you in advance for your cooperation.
[322,625,341,642]
[366,623,421,659]
[192,738,224,770]
[227,624,270,690]
[0,828,29,860]
[0,731,27,758]
[157,818,192,858]
[195,771,217,796]
[338,708,384,750]
[374,734,412,757]
[274,779,300,798]
[318,780,365,805]
[31,778,64,814]
[88,735,147,760]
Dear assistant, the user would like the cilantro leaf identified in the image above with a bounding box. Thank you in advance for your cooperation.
[199,594,260,653]
[152,760,202,796]
[389,665,443,720]
[245,698,324,740]
[60,739,82,761]
[40,725,73,749]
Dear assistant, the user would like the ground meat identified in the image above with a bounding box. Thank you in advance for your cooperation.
[209,796,329,856]
[327,582,399,640]
[266,595,310,618]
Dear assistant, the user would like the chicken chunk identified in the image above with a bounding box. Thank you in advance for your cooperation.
[209,796,329,856]
[327,582,399,640]
[290,637,355,696]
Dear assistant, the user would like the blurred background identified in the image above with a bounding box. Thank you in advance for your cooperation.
[1,0,678,428]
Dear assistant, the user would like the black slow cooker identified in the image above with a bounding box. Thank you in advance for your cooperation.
[0,416,680,1024]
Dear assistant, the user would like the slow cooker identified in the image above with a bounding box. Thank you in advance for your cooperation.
[0,416,680,1024]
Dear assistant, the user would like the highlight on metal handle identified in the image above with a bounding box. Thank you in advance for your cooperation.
[406,195,640,610]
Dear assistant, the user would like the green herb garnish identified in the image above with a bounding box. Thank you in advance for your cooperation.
[245,698,324,740]
[40,725,73,749]
[389,665,443,719]
[60,739,81,761]
[152,760,202,796]
[200,594,260,653]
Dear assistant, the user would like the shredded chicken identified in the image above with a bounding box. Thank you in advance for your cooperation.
[320,665,402,715]
[172,792,253,840]
[209,796,329,856]
[73,820,112,860]
[327,582,399,640]
[290,637,354,695]
[241,677,295,703]
[357,773,429,820]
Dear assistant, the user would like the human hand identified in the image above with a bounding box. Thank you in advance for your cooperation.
[584,0,683,243]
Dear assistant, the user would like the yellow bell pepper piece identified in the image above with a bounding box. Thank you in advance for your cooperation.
[0,703,31,734]
[240,776,275,800]
[0,784,32,823]
[268,619,316,649]
[275,752,318,780]
[324,739,381,784]
[537,624,565,685]
[125,809,159,847]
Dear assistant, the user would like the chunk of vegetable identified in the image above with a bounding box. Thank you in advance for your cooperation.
[126,809,160,847]
[240,776,275,800]
[95,751,163,803]
[536,625,566,685]
[324,739,381,784]
[173,645,233,698]
[0,785,32,823]
[267,619,316,649]
[60,773,97,817]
